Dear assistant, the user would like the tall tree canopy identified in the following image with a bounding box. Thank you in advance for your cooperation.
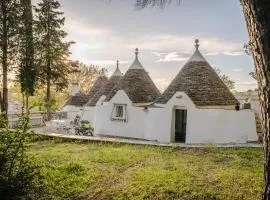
[135,0,270,198]
[0,0,20,121]
[34,0,75,119]
[18,0,36,114]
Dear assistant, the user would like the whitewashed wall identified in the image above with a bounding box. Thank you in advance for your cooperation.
[154,92,258,144]
[81,106,96,125]
[62,105,82,122]
[94,90,147,139]
[82,90,258,144]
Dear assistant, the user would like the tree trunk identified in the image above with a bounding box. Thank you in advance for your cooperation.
[21,93,25,115]
[241,0,270,199]
[46,79,51,120]
[1,1,8,122]
[26,93,29,116]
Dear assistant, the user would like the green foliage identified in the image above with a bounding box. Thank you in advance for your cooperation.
[18,0,36,97]
[75,120,94,136]
[0,0,20,64]
[27,140,263,199]
[0,117,42,199]
[34,0,76,116]
[34,0,75,91]
[0,0,21,119]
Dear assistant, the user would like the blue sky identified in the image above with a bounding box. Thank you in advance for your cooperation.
[33,0,257,91]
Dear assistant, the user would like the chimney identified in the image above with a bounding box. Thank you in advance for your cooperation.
[71,83,80,96]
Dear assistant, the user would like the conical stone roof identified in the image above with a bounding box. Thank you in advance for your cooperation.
[64,92,90,107]
[158,39,239,106]
[87,68,109,100]
[86,61,123,106]
[106,49,160,103]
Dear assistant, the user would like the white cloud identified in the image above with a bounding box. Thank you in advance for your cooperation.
[224,51,245,56]
[78,58,129,66]
[126,34,244,53]
[235,81,258,91]
[64,19,245,58]
[156,52,190,62]
[236,81,257,86]
[151,52,168,57]
[140,35,246,62]
[232,68,244,72]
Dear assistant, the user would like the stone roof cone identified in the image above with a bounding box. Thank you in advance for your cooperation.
[158,39,239,106]
[64,92,90,107]
[106,49,160,103]
[87,68,109,100]
[86,61,123,106]
[64,83,90,107]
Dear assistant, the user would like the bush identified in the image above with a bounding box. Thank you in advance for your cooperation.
[0,117,42,199]
[75,120,94,136]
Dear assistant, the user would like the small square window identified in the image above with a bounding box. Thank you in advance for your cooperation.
[111,104,127,121]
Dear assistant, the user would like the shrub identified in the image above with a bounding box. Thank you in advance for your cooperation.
[0,117,42,199]
[75,120,94,136]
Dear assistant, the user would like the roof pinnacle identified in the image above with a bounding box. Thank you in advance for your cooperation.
[195,39,199,50]
[135,48,139,58]
[100,68,106,76]
[129,48,144,70]
[112,60,122,76]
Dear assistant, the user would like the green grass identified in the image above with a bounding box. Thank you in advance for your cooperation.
[28,138,264,200]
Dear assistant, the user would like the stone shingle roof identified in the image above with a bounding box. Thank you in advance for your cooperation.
[157,40,239,106]
[64,93,90,107]
[106,49,160,103]
[86,61,123,106]
[87,70,109,100]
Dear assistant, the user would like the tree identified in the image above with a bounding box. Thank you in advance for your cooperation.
[18,0,36,115]
[135,0,270,198]
[214,68,235,90]
[240,2,270,199]
[68,61,102,93]
[34,0,75,120]
[0,0,20,122]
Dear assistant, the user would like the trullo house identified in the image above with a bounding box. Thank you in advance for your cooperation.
[63,69,108,121]
[63,40,258,144]
[82,61,123,122]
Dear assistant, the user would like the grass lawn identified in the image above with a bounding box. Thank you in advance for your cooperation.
[29,138,264,200]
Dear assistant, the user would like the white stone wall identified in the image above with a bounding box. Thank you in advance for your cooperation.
[94,90,147,139]
[70,90,258,144]
[154,92,258,144]
[62,105,82,122]
[81,106,96,125]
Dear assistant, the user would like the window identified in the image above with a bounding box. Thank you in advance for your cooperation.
[111,104,127,121]
[115,105,124,118]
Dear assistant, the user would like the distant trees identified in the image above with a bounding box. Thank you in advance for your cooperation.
[214,68,235,90]
[0,0,76,121]
[34,0,75,119]
[68,62,102,93]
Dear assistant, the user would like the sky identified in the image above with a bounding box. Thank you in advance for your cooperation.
[33,0,257,92]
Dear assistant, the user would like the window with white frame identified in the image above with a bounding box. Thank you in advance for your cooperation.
[111,104,127,121]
